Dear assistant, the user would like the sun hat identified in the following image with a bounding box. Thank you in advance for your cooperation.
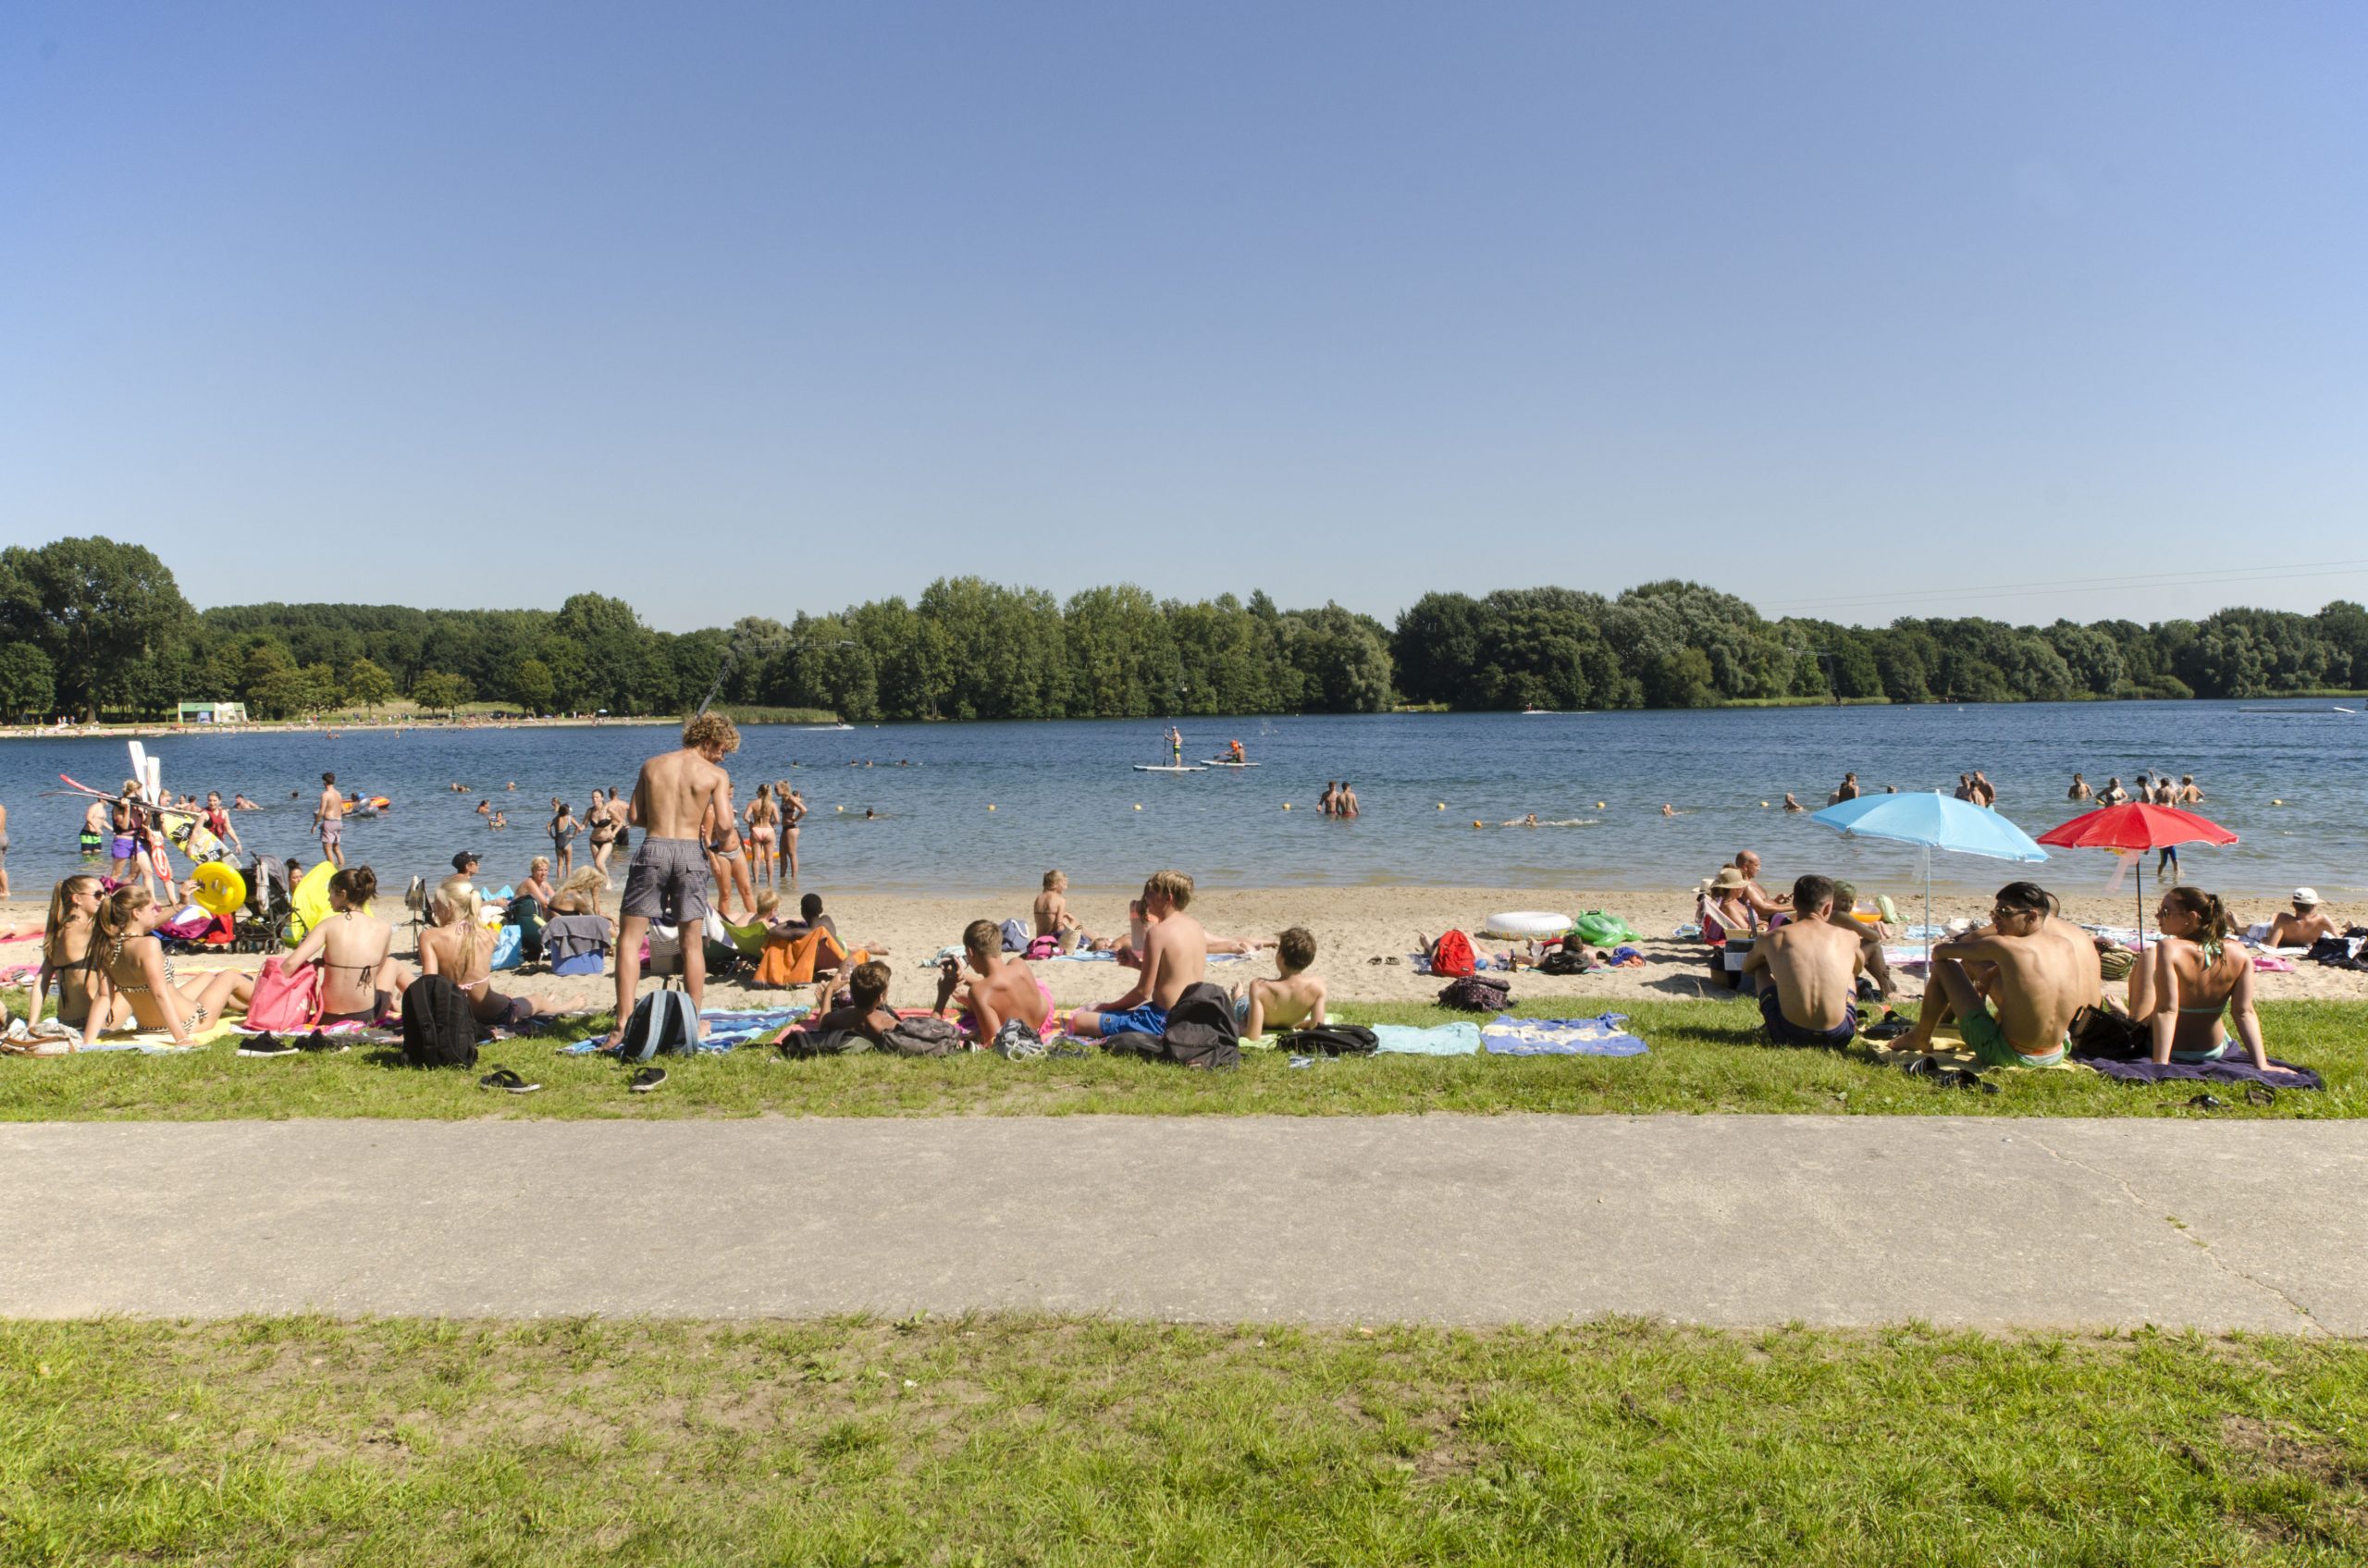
[2294,887,2321,907]
[1709,867,1749,891]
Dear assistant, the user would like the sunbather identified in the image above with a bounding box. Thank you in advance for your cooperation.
[82,885,254,1049]
[1237,926,1326,1037]
[2263,889,2337,949]
[1741,875,1864,1047]
[420,877,562,1026]
[281,866,407,1025]
[1068,870,1205,1040]
[2128,887,2266,1070]
[1898,882,2102,1068]
[934,919,1052,1038]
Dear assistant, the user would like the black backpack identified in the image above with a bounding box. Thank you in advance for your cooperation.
[1276,1024,1379,1056]
[401,974,479,1068]
[616,988,699,1062]
[1437,975,1512,1012]
[1538,945,1594,976]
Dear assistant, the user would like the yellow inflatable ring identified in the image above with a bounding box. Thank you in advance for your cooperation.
[191,861,246,917]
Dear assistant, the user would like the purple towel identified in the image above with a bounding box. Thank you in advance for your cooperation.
[2075,1053,2325,1092]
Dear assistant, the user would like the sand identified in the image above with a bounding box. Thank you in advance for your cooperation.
[6,884,2361,1015]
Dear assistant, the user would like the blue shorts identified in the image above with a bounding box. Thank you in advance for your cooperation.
[1758,988,1856,1048]
[1096,1003,1168,1038]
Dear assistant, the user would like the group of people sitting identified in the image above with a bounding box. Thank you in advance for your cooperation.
[1707,851,2272,1070]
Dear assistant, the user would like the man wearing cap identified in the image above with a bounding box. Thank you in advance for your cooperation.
[449,849,505,909]
[2266,890,2337,950]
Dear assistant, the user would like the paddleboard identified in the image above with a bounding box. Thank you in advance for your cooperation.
[1202,759,1261,769]
[1133,764,1207,772]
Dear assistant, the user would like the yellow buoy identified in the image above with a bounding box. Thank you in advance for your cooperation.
[1473,820,1484,828]
[1597,801,1606,809]
[1437,802,1446,809]
[2273,798,2284,806]
[987,804,995,810]
[1133,803,1141,810]
[1282,803,1291,810]
[836,805,845,812]
[1759,801,1769,809]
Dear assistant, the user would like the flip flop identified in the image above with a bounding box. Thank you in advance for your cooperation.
[2185,1093,2227,1113]
[2245,1084,2277,1107]
[628,1067,667,1093]
[477,1067,541,1093]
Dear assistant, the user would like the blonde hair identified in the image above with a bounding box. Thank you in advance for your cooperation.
[754,891,780,920]
[432,876,493,972]
[1144,869,1194,910]
[559,867,606,916]
[530,856,550,876]
[682,711,741,753]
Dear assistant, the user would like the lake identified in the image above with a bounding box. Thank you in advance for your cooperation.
[1,701,2353,899]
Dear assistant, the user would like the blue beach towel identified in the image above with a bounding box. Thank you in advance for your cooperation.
[555,1005,808,1056]
[1481,1013,1649,1057]
[1371,1022,1482,1056]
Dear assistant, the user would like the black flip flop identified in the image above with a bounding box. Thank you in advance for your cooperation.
[2186,1093,2227,1113]
[478,1067,541,1093]
[628,1067,667,1093]
[2245,1084,2277,1107]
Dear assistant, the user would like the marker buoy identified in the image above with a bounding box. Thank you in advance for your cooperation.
[2273,798,2284,806]
[1473,820,1483,828]
[1437,802,1446,809]
[987,804,995,810]
[1282,803,1290,810]
[1759,801,1769,808]
[1597,801,1606,809]
[1133,803,1141,810]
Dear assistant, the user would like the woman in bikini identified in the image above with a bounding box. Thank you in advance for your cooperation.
[2128,886,2267,1070]
[745,784,780,892]
[705,782,755,921]
[82,885,254,1049]
[586,788,619,881]
[549,801,582,878]
[779,783,806,882]
[418,876,563,1027]
[32,874,131,1043]
[280,866,408,1025]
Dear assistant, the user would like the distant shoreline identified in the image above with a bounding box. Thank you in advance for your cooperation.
[0,716,682,742]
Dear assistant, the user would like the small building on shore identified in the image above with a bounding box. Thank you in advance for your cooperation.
[177,700,249,724]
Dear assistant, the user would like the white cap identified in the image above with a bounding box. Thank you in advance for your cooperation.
[2294,887,2321,907]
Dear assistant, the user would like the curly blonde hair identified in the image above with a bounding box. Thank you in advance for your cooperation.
[682,711,741,754]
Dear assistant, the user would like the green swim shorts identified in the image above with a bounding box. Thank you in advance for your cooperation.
[1956,1005,2066,1069]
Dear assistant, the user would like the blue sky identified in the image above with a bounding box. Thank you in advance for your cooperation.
[4,2,2362,631]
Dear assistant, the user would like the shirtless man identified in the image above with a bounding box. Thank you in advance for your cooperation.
[1730,851,1791,920]
[2177,774,2204,806]
[1782,795,1805,813]
[1240,926,1326,1037]
[1830,772,1861,805]
[2066,773,2092,803]
[1900,881,2102,1068]
[1953,773,1976,802]
[934,918,1052,1038]
[313,772,346,868]
[2265,889,2338,949]
[1337,782,1359,819]
[1166,724,1183,766]
[1741,875,1866,1048]
[1068,870,1206,1039]
[607,712,739,1044]
[1319,782,1338,818]
[1033,870,1092,952]
[1971,771,1996,807]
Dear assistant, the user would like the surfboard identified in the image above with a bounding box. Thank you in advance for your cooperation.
[1133,764,1207,772]
[1202,759,1261,769]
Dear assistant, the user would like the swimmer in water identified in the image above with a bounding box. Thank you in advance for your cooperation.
[1497,814,1541,828]
[1661,804,1676,817]
[1782,794,1805,812]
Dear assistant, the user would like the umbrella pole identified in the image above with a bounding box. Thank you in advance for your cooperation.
[2136,858,2146,953]
[1923,846,1933,969]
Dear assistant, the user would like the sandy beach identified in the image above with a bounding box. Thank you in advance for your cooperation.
[6,884,2361,1014]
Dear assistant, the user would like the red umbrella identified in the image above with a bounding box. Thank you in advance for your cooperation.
[2035,803,2238,947]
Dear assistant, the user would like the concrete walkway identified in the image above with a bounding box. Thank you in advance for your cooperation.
[7,1116,2364,1333]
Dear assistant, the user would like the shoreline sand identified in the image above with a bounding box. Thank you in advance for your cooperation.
[6,886,2360,1012]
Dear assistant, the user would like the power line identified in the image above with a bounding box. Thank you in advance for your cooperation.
[1757,558,2368,617]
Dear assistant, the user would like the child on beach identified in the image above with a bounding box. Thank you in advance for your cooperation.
[1238,925,1326,1038]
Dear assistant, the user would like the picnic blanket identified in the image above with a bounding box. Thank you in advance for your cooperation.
[1481,1013,1647,1057]
[555,1006,808,1056]
[7,1017,241,1056]
[1373,1021,1482,1056]
[2075,1052,2325,1091]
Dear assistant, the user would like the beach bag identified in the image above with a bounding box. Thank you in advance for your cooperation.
[1157,982,1240,1069]
[1430,929,1477,979]
[1437,975,1512,1012]
[1276,1024,1378,1056]
[245,956,321,1032]
[1025,934,1061,960]
[778,1027,873,1057]
[880,1015,963,1058]
[1539,945,1594,976]
[1572,911,1636,946]
[400,975,478,1068]
[488,923,523,972]
[616,988,699,1062]
[999,918,1030,953]
[2067,1004,2149,1060]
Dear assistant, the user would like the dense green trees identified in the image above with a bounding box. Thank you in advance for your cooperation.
[10,535,2368,722]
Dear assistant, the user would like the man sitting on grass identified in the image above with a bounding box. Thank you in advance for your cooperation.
[1237,925,1326,1038]
[935,918,1052,1040]
[1741,875,1866,1048]
[1898,881,2102,1068]
[1067,870,1205,1040]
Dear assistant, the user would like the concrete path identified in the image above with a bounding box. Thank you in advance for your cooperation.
[6,1116,2363,1333]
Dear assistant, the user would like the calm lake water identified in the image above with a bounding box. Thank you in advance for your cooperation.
[1,701,2353,898]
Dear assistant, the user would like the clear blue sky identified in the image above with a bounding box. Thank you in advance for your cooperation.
[5,2,2363,631]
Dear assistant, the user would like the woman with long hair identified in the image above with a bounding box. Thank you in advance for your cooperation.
[705,780,755,921]
[280,866,408,1025]
[33,873,130,1040]
[778,782,805,882]
[549,801,581,879]
[83,885,253,1049]
[586,788,618,881]
[2128,886,2267,1069]
[745,784,780,892]
[418,876,563,1026]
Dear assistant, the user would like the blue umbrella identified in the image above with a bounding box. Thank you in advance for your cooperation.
[1809,792,2049,959]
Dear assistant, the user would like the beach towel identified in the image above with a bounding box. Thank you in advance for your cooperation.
[554,1006,808,1056]
[1861,1033,2088,1075]
[1481,1014,1648,1056]
[29,1017,241,1055]
[1372,1021,1481,1056]
[2075,1053,2325,1091]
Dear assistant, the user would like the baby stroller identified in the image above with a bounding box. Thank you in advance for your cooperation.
[232,854,294,953]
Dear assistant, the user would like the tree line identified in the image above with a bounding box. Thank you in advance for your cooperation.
[3,536,2364,723]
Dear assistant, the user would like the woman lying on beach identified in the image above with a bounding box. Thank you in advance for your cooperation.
[418,876,565,1027]
[34,874,131,1039]
[82,885,254,1048]
[2127,887,2267,1069]
[280,867,409,1025]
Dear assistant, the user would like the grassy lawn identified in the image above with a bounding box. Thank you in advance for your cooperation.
[0,994,2360,1122]
[4,1315,2365,1565]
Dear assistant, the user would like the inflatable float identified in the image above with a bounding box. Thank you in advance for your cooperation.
[1479,910,1572,940]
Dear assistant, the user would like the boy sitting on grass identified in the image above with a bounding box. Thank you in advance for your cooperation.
[784,959,898,1054]
[1238,926,1326,1038]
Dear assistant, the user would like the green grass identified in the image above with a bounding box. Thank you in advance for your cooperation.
[2,995,2361,1122]
[4,1315,2365,1564]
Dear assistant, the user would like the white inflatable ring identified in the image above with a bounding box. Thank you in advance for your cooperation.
[1480,910,1572,940]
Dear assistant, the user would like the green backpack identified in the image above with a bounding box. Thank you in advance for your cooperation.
[1572,910,1636,946]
